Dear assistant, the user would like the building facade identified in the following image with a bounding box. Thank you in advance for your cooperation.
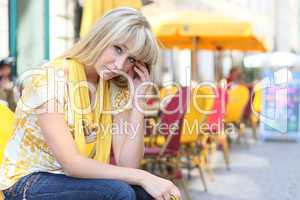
[6,0,77,75]
[148,0,300,83]
[4,0,300,80]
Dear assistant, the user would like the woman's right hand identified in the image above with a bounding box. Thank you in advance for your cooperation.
[141,171,181,200]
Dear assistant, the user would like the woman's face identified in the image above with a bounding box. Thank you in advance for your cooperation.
[95,44,137,80]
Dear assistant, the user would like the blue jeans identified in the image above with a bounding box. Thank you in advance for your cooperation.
[3,172,153,200]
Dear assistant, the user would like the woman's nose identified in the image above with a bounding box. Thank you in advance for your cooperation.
[114,55,127,70]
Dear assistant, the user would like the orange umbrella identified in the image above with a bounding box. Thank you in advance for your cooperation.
[148,11,268,51]
[147,10,268,80]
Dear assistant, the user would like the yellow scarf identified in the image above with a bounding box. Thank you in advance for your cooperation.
[0,59,112,199]
[59,58,113,163]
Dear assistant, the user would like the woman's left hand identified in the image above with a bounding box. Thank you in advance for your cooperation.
[129,62,151,95]
[128,62,153,111]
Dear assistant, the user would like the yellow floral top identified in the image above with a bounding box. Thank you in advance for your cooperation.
[0,59,130,190]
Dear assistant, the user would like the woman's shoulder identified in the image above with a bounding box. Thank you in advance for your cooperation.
[18,59,69,112]
[45,57,84,72]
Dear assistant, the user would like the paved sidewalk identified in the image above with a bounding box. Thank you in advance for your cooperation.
[187,135,300,200]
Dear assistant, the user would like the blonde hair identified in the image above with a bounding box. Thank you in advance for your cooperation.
[62,7,159,86]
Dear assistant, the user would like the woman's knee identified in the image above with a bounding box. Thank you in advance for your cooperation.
[109,180,136,200]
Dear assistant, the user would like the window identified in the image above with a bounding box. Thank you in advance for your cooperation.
[49,0,75,59]
[0,0,9,58]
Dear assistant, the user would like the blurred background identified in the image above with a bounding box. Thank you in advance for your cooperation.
[0,0,300,200]
[1,0,300,79]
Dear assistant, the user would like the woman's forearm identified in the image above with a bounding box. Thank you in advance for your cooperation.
[118,108,145,168]
[66,154,146,185]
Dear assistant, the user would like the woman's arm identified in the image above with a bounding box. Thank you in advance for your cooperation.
[37,99,181,199]
[112,108,145,168]
[37,99,144,184]
[112,62,154,168]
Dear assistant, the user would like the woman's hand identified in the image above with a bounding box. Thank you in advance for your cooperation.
[128,62,151,95]
[141,172,181,200]
[128,62,153,112]
[132,62,150,88]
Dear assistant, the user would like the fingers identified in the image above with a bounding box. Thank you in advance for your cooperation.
[161,183,180,200]
[133,67,144,81]
[156,192,179,200]
[170,186,181,200]
[134,67,149,82]
[163,193,170,200]
[156,194,170,200]
[165,184,181,200]
[154,185,171,200]
[135,62,150,79]
[143,174,181,200]
[138,64,150,77]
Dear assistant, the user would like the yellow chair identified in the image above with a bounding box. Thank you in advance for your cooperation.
[224,84,250,143]
[201,86,231,171]
[252,90,262,113]
[144,86,180,147]
[250,87,262,140]
[159,85,179,109]
[180,86,215,191]
[181,86,215,143]
[0,104,15,166]
[159,85,179,99]
[144,86,214,192]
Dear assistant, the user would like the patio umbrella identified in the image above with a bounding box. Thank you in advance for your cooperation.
[147,11,268,80]
[80,0,142,37]
[148,11,267,51]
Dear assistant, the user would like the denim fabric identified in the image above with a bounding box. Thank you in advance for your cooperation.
[3,172,153,200]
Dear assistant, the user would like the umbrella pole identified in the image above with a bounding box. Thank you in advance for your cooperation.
[215,47,223,81]
[191,37,199,81]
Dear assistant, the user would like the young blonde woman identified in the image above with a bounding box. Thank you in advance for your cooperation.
[0,8,181,200]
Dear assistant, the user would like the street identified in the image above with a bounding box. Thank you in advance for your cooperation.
[188,132,300,200]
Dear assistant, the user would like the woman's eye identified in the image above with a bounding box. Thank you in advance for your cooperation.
[114,45,123,54]
[128,57,136,65]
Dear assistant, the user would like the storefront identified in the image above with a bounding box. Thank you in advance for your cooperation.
[8,0,77,76]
